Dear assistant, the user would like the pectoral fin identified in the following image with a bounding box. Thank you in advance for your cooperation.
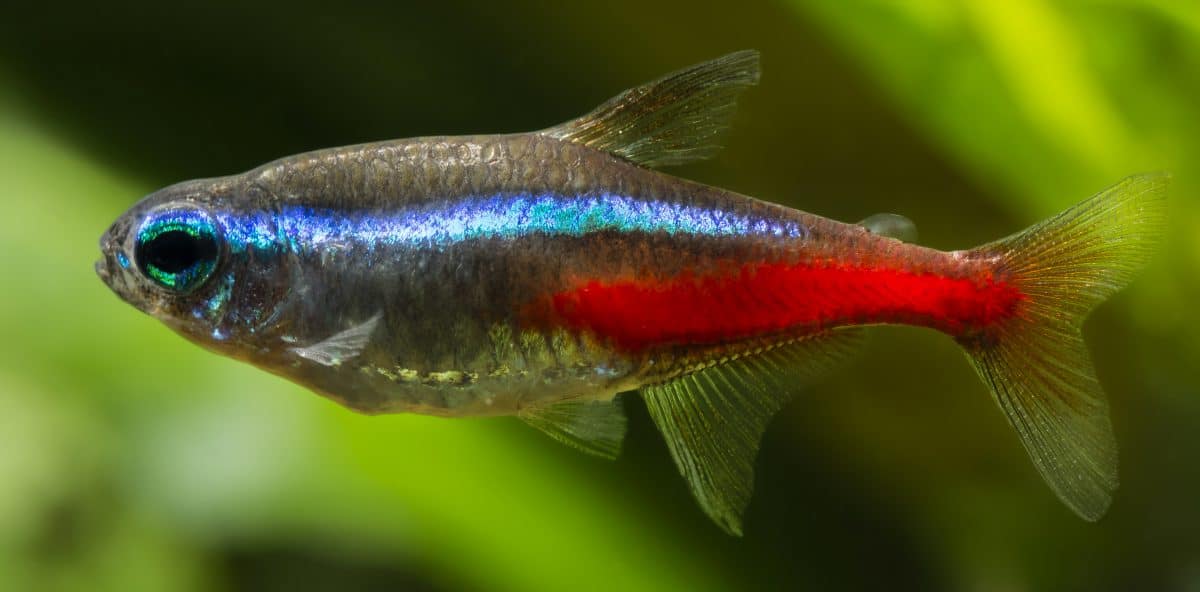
[640,329,862,535]
[290,313,381,367]
[520,396,627,459]
[542,50,760,168]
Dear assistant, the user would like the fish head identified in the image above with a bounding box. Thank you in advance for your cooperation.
[97,178,226,316]
[97,177,292,354]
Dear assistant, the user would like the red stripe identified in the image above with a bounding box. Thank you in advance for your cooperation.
[541,261,1024,351]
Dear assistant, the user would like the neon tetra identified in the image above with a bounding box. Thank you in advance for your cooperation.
[96,51,1166,534]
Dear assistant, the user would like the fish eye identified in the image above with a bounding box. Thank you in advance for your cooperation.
[134,208,220,293]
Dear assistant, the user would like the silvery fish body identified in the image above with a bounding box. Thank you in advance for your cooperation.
[102,131,831,416]
[97,51,1166,535]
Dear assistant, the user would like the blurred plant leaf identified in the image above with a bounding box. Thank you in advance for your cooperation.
[789,0,1200,213]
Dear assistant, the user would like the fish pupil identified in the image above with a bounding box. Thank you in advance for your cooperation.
[142,230,213,273]
[135,225,218,291]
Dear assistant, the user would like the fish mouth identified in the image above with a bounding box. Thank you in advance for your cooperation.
[94,256,110,283]
[96,223,128,289]
[95,253,128,301]
[95,229,117,287]
[96,230,135,305]
[95,255,143,310]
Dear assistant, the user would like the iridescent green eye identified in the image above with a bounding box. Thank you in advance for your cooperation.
[134,209,220,293]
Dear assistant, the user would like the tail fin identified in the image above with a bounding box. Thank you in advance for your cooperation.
[962,173,1168,520]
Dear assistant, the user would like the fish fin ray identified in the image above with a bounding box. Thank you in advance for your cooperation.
[520,395,627,459]
[542,50,760,168]
[290,313,382,367]
[640,328,863,535]
[961,172,1168,520]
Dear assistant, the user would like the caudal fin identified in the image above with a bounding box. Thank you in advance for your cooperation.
[962,173,1168,520]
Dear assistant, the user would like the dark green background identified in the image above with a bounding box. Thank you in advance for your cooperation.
[1,1,1197,590]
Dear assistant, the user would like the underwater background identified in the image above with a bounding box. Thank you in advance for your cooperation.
[1,1,1198,590]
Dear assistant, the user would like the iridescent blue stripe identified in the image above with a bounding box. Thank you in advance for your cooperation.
[219,192,806,253]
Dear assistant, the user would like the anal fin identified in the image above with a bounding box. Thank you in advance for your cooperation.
[520,396,627,459]
[640,329,862,535]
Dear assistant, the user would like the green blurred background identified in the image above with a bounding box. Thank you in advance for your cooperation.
[1,1,1198,590]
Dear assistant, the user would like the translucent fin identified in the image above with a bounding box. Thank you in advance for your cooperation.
[520,396,627,459]
[542,50,760,168]
[290,313,382,367]
[640,329,863,535]
[962,173,1168,520]
[858,213,918,243]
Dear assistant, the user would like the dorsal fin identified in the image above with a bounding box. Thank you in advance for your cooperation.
[542,50,761,168]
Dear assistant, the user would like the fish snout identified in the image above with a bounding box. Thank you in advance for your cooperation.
[96,223,135,297]
[96,228,119,283]
[95,250,130,292]
[94,257,110,282]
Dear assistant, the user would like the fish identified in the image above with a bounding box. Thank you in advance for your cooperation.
[96,50,1167,535]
